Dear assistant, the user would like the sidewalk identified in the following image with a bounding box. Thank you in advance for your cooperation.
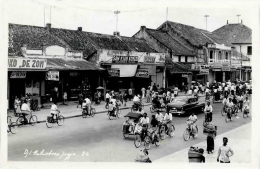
[155,123,251,163]
[7,92,205,123]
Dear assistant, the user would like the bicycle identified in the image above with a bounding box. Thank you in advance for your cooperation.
[231,104,239,116]
[183,120,198,141]
[225,107,232,123]
[7,116,18,134]
[108,105,121,120]
[159,121,175,139]
[243,106,250,118]
[82,106,96,118]
[46,111,65,128]
[16,111,38,127]
[134,127,152,149]
[221,105,228,116]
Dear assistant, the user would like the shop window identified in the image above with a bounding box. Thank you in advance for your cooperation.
[247,46,252,55]
[209,51,213,59]
[178,56,181,62]
[218,51,222,60]
[25,79,40,96]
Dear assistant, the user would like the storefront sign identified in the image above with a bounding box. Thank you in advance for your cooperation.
[136,69,149,78]
[222,67,231,71]
[201,65,210,69]
[144,56,156,63]
[112,56,138,64]
[10,71,26,78]
[8,58,47,69]
[46,71,59,81]
[212,68,221,71]
[200,69,209,74]
[108,68,120,77]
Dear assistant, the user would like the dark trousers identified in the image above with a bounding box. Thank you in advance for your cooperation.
[106,98,109,106]
[207,136,214,152]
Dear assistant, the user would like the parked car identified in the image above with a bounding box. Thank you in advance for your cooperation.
[167,96,205,116]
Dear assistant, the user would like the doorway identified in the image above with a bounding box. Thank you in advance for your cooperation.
[9,79,25,108]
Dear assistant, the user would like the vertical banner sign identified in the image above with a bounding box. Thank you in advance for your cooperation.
[46,71,59,81]
[108,68,120,77]
[136,69,149,78]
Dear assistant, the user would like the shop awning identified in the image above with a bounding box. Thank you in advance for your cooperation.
[46,58,104,71]
[111,65,138,77]
[167,62,192,74]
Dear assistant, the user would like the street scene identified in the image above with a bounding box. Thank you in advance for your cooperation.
[5,0,253,164]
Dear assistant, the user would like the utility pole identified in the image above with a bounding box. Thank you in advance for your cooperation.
[204,15,209,31]
[240,45,242,81]
[50,6,52,24]
[44,6,45,26]
[236,14,241,23]
[114,10,120,32]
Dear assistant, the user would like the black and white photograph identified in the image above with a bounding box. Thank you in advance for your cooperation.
[1,0,259,168]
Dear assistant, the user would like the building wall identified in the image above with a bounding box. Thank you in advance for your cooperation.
[233,44,252,58]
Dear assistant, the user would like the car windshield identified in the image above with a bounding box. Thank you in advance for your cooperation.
[172,97,187,103]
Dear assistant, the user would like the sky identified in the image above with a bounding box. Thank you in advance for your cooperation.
[3,0,257,37]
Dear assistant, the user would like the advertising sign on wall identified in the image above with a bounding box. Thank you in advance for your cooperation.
[10,71,26,78]
[108,68,120,77]
[136,69,149,78]
[46,71,59,81]
[112,56,138,64]
[8,58,47,69]
[143,56,156,63]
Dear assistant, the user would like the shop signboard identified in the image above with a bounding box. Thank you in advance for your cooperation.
[200,69,209,74]
[8,58,47,69]
[108,68,120,77]
[222,67,231,71]
[112,56,138,64]
[10,71,26,78]
[144,56,156,64]
[46,71,59,81]
[136,69,149,78]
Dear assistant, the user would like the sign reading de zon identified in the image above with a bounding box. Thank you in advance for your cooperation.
[108,68,120,77]
[112,56,138,64]
[136,69,149,78]
[8,58,47,69]
[46,71,59,81]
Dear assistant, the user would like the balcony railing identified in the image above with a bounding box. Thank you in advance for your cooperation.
[208,59,230,63]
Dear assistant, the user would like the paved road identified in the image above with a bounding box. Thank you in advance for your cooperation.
[8,99,251,162]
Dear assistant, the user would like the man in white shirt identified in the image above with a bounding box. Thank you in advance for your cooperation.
[155,110,164,123]
[110,96,117,107]
[206,81,210,88]
[164,110,173,132]
[50,101,59,119]
[21,100,31,123]
[188,113,198,137]
[105,92,110,108]
[217,137,234,163]
[204,102,213,122]
[84,97,91,113]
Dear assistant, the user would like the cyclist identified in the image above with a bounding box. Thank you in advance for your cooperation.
[188,112,197,137]
[140,113,150,139]
[204,101,213,122]
[50,101,59,119]
[20,100,31,124]
[150,115,159,143]
[108,101,115,116]
[82,100,88,115]
[152,95,161,108]
[133,94,141,109]
[222,95,228,111]
[163,108,172,132]
[226,98,234,120]
[237,94,244,112]
[232,95,238,114]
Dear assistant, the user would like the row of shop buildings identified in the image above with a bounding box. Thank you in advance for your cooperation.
[7,21,252,109]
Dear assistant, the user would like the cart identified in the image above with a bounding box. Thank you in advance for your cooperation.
[188,147,205,163]
[122,112,143,139]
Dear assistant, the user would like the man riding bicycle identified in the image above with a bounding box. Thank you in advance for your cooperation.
[20,100,32,124]
[243,97,250,113]
[226,98,234,120]
[140,113,150,139]
[187,112,198,137]
[50,101,59,119]
[163,108,172,132]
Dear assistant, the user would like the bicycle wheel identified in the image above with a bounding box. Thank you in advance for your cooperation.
[16,117,24,127]
[159,127,166,140]
[154,135,160,146]
[144,136,151,150]
[134,134,141,148]
[221,108,225,116]
[57,115,65,126]
[10,122,18,134]
[30,115,38,126]
[225,114,229,123]
[233,107,238,116]
[82,110,87,118]
[46,117,53,128]
[91,108,96,117]
[183,128,190,141]
[168,125,175,137]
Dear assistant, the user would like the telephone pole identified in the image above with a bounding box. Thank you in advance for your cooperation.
[114,10,120,32]
[236,14,241,23]
[204,15,209,31]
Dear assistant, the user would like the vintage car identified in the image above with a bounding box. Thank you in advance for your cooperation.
[167,96,205,116]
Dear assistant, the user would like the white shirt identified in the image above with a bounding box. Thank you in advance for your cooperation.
[111,98,117,106]
[222,83,225,87]
[85,98,91,104]
[188,115,197,122]
[226,101,233,108]
[218,145,234,163]
[214,89,217,93]
[155,113,164,122]
[206,82,209,87]
[224,86,228,91]
[133,96,140,102]
[163,113,172,121]
[204,105,213,113]
[106,93,110,99]
[205,88,210,93]
[21,103,30,112]
[50,104,59,114]
[140,117,149,125]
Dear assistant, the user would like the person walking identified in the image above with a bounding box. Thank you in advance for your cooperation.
[141,87,146,99]
[217,137,234,163]
[204,121,215,154]
[105,92,110,109]
[77,93,83,108]
[146,87,151,103]
[152,83,157,92]
[128,88,133,101]
[14,96,21,116]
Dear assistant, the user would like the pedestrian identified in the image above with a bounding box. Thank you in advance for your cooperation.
[105,91,110,108]
[128,87,133,101]
[77,93,83,108]
[141,87,146,99]
[217,137,234,163]
[14,96,21,116]
[204,121,215,154]
[119,91,123,105]
[146,87,151,103]
[206,81,210,88]
[152,83,157,92]
[98,90,102,103]
[94,91,99,105]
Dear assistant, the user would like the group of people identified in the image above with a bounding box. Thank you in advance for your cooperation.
[13,94,33,123]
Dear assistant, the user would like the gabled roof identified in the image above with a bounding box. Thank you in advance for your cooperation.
[145,28,195,56]
[157,21,214,47]
[119,36,157,52]
[212,24,252,46]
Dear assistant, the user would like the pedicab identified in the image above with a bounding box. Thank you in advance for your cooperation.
[188,146,205,163]
[122,112,143,139]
